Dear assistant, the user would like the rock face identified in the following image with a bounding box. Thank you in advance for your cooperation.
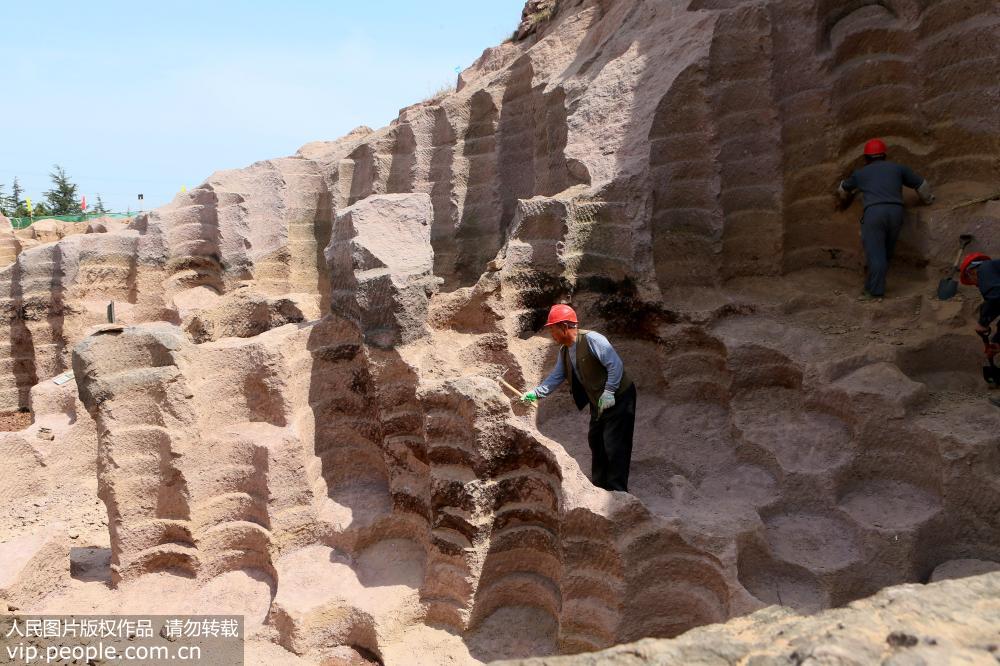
[0,213,19,267]
[182,287,310,343]
[2,0,1000,664]
[21,219,88,244]
[327,193,437,348]
[69,308,750,659]
[503,571,1000,665]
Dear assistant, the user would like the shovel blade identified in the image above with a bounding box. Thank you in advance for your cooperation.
[937,277,959,300]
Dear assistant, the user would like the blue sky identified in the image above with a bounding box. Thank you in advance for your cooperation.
[1,1,525,214]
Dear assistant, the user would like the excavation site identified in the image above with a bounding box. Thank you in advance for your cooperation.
[1,0,998,664]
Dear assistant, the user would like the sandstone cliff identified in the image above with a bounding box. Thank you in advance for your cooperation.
[1,0,999,664]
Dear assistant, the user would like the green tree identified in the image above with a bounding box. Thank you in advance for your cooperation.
[15,200,48,218]
[94,194,109,215]
[4,177,25,217]
[12,178,23,207]
[0,184,7,216]
[43,164,80,215]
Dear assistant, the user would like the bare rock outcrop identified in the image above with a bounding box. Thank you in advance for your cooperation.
[85,217,129,234]
[4,0,1000,663]
[69,310,749,660]
[327,193,437,348]
[515,0,559,41]
[182,287,310,343]
[22,218,88,244]
[0,213,20,267]
[73,322,315,587]
[504,572,1000,665]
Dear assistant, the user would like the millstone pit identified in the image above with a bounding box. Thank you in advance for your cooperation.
[1,1,999,664]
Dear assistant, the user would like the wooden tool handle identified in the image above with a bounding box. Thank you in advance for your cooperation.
[497,377,536,407]
[951,236,974,270]
[952,245,966,269]
[498,377,522,396]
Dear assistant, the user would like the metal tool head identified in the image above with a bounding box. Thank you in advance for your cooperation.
[984,365,1000,388]
[937,277,958,300]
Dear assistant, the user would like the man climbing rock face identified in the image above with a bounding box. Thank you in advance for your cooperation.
[521,304,637,492]
[960,252,1000,406]
[837,138,935,300]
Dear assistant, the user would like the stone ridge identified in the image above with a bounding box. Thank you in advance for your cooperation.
[499,571,1000,665]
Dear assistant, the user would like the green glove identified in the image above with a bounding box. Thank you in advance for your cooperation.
[520,390,538,404]
[597,390,615,417]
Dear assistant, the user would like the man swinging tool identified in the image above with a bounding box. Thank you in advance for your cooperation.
[960,252,1000,404]
[521,304,637,492]
[837,139,935,300]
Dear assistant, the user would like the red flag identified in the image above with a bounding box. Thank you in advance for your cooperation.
[81,195,87,211]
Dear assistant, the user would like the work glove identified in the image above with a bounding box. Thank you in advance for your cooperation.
[597,390,615,417]
[520,390,538,404]
[917,180,936,205]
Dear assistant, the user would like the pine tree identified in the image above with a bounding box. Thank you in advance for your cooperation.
[0,184,7,216]
[94,194,109,215]
[13,178,33,218]
[43,165,80,215]
[11,177,24,215]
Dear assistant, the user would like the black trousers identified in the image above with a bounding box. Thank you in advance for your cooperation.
[587,384,636,492]
[981,298,1000,344]
[861,203,905,297]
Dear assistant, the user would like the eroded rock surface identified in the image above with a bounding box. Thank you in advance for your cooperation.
[503,572,1000,665]
[182,287,311,343]
[2,0,1000,663]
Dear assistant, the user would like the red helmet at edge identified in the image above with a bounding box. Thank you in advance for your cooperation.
[544,304,578,327]
[960,252,991,285]
[863,139,887,156]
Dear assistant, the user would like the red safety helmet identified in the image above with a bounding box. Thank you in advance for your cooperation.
[544,304,578,327]
[960,252,991,285]
[863,139,887,156]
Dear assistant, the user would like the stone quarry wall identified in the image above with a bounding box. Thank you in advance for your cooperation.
[3,0,997,410]
[2,0,1000,663]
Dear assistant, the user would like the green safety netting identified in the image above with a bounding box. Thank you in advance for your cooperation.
[7,212,133,230]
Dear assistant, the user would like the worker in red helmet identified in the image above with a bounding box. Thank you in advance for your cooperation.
[960,252,1000,406]
[836,139,935,300]
[521,304,637,492]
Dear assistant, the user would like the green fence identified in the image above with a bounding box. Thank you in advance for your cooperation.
[7,212,134,230]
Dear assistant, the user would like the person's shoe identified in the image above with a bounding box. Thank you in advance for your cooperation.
[857,290,882,302]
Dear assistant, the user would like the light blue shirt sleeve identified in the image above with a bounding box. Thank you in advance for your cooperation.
[534,348,567,398]
[586,332,623,394]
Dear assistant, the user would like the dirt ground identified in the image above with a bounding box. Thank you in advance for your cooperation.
[0,411,32,431]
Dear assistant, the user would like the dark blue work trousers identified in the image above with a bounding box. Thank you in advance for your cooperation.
[861,203,905,297]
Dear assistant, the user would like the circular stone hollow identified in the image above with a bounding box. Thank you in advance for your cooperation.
[838,479,942,531]
[464,605,558,662]
[735,403,853,474]
[763,511,862,573]
[895,334,984,393]
[737,540,826,613]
